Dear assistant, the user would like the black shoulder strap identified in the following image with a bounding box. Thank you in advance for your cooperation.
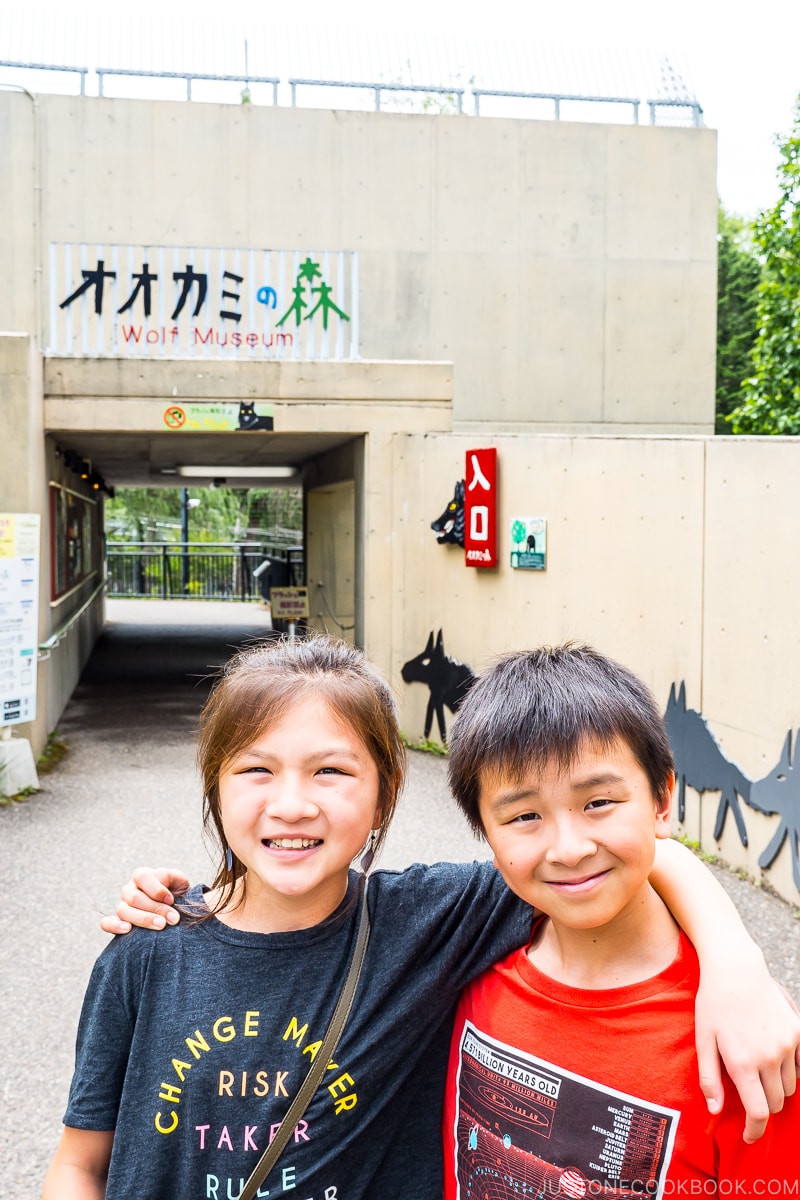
[238,881,371,1200]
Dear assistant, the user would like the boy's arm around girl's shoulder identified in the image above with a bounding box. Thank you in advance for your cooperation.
[100,866,190,934]
[369,859,533,983]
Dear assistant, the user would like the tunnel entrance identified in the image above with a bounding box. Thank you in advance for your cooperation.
[47,425,363,649]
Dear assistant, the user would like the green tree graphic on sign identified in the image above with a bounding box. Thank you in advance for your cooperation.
[277,258,350,330]
[511,519,527,550]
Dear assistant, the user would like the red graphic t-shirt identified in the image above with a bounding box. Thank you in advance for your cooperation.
[443,930,798,1199]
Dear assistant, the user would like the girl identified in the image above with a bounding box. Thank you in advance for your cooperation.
[45,636,799,1200]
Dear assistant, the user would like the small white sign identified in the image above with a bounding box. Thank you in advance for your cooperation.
[270,587,309,620]
[0,514,41,726]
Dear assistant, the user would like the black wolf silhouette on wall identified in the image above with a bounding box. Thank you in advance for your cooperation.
[663,683,751,847]
[748,729,800,892]
[401,630,475,743]
[664,682,800,891]
[431,480,465,548]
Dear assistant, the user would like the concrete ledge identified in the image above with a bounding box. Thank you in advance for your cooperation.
[44,356,454,404]
[453,420,715,437]
[43,396,453,434]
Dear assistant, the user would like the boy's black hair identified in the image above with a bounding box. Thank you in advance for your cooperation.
[447,643,675,835]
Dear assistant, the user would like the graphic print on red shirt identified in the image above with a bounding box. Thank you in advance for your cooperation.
[452,1021,680,1199]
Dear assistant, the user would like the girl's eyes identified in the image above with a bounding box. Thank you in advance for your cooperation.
[585,797,614,811]
[511,811,541,824]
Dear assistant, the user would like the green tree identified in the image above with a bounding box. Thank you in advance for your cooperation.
[244,488,303,533]
[106,488,181,540]
[106,487,303,543]
[191,488,248,541]
[715,207,762,433]
[729,97,800,434]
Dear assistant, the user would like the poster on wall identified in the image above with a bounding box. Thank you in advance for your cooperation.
[50,486,97,601]
[162,401,274,432]
[510,517,547,570]
[0,514,40,726]
[464,448,498,568]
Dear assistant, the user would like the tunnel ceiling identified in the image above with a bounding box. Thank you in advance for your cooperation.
[50,431,359,488]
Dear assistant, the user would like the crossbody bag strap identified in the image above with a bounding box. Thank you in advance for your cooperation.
[238,881,372,1200]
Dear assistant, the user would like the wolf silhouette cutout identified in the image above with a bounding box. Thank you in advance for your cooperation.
[401,630,475,743]
[237,401,274,431]
[431,480,465,548]
[747,729,800,891]
[663,682,750,847]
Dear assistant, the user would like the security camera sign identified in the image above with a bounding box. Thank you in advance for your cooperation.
[0,514,40,726]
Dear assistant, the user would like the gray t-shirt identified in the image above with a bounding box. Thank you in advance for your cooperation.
[65,860,531,1199]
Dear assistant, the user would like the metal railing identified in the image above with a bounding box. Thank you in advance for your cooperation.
[288,77,464,113]
[0,60,702,126]
[105,543,303,601]
[473,87,702,127]
[474,88,641,121]
[38,577,106,658]
[95,67,279,102]
[0,59,89,93]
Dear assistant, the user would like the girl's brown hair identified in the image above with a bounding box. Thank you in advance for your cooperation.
[198,634,406,914]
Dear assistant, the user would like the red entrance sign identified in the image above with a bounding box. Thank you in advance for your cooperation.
[464,447,498,568]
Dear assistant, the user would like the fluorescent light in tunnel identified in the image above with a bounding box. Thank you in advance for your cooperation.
[175,466,297,478]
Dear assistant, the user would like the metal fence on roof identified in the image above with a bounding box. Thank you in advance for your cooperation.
[0,12,703,126]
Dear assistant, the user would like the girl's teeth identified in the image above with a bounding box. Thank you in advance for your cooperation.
[270,838,319,849]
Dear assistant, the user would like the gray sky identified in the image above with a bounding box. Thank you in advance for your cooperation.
[16,0,800,218]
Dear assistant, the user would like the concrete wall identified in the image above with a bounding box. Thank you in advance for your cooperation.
[388,432,800,905]
[306,480,357,643]
[0,91,717,433]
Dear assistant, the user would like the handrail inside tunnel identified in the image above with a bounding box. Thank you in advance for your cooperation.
[38,578,107,658]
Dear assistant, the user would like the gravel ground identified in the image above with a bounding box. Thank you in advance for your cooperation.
[1,600,798,1199]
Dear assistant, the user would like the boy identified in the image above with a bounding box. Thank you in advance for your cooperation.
[444,643,797,1199]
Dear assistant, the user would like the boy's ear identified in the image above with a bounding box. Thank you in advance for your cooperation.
[654,771,675,838]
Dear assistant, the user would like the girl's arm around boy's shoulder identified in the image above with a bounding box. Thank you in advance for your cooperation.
[42,1127,114,1200]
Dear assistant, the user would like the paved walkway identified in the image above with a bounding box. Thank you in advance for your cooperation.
[1,600,798,1199]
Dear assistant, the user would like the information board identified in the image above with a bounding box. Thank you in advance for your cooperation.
[0,514,41,727]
